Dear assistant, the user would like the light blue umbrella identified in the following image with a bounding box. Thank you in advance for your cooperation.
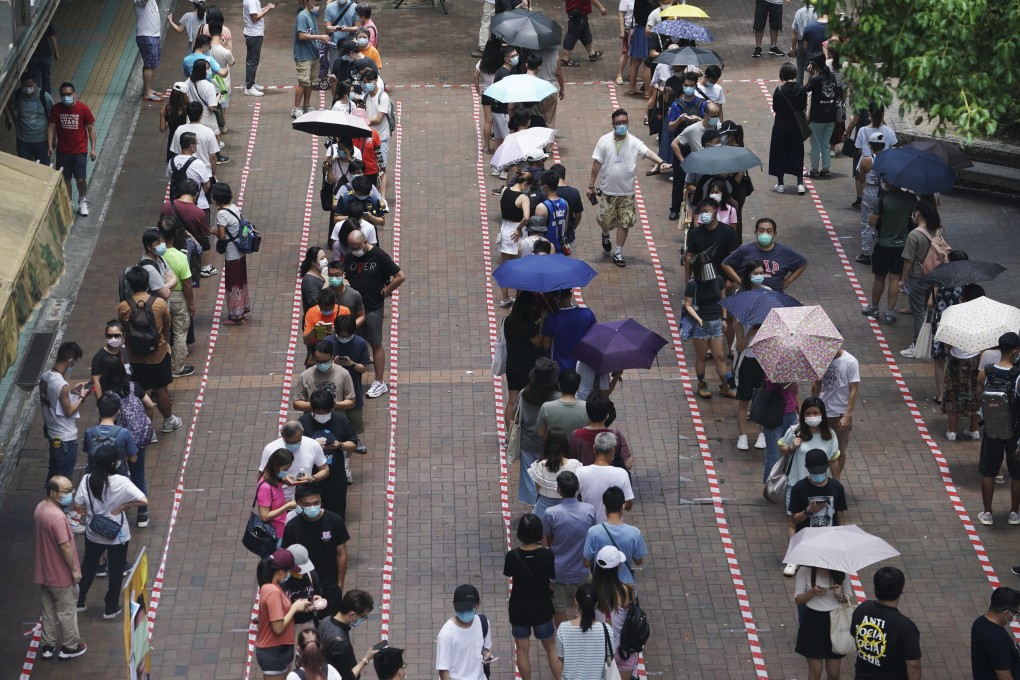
[484,74,557,104]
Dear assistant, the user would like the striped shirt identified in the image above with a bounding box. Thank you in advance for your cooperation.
[556,621,611,680]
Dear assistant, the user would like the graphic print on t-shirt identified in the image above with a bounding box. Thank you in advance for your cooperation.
[856,614,888,666]
[807,494,835,527]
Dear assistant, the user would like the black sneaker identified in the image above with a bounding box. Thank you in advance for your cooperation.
[57,643,87,660]
[601,234,612,253]
[102,608,123,620]
[1012,565,1020,577]
[216,153,231,165]
[137,511,149,528]
[354,443,367,455]
[851,197,862,209]
[768,46,785,56]
[612,252,626,268]
[752,46,763,58]
[171,365,196,377]
[668,210,679,221]
[75,603,87,613]
[39,644,56,660]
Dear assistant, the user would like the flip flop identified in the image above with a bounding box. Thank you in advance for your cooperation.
[144,94,163,102]
[560,58,580,67]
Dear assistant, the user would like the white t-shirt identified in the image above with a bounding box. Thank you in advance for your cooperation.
[185,79,220,132]
[134,0,161,37]
[678,121,710,155]
[39,370,79,440]
[855,124,898,158]
[259,436,327,501]
[75,474,146,545]
[950,346,981,359]
[818,350,860,416]
[331,219,377,246]
[167,155,213,209]
[645,4,669,30]
[701,81,725,105]
[243,0,265,36]
[365,90,391,141]
[576,464,634,523]
[287,666,341,680]
[592,132,649,196]
[210,44,235,91]
[170,122,219,163]
[794,567,841,612]
[435,616,491,680]
[618,0,634,27]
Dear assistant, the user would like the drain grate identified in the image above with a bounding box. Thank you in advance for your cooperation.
[14,332,56,389]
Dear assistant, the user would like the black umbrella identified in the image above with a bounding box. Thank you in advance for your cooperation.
[491,9,562,50]
[292,110,372,138]
[904,139,973,171]
[653,46,723,66]
[922,260,1006,288]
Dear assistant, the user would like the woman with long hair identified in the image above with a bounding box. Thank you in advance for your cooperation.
[73,446,147,618]
[473,37,504,154]
[556,582,613,679]
[258,448,298,543]
[510,357,560,507]
[255,549,311,677]
[503,514,560,680]
[528,428,582,518]
[186,58,220,139]
[159,85,189,162]
[929,250,970,404]
[287,629,343,680]
[496,171,534,307]
[684,259,736,400]
[591,546,639,680]
[168,0,208,50]
[803,53,839,178]
[502,293,548,416]
[794,566,848,680]
[779,397,839,508]
[212,182,251,324]
[733,261,768,451]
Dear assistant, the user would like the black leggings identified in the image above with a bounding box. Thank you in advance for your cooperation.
[78,538,129,614]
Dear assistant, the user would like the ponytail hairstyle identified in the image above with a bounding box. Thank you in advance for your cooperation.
[296,629,327,680]
[574,582,598,632]
[256,555,285,586]
[88,445,120,500]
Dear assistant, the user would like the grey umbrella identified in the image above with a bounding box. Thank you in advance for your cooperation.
[491,9,562,50]
[680,145,762,174]
[653,46,724,66]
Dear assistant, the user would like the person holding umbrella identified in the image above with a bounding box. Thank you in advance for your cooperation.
[793,564,848,680]
[490,46,522,162]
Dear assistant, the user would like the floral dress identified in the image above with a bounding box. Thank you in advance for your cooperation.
[930,285,963,360]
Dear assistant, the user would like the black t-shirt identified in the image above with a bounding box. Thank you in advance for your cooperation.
[502,547,556,625]
[344,245,401,312]
[684,276,725,322]
[299,412,356,491]
[806,73,839,123]
[319,617,358,680]
[91,346,128,378]
[330,57,356,85]
[687,223,739,274]
[631,0,653,27]
[557,184,584,231]
[491,66,514,114]
[852,601,922,679]
[972,615,1020,679]
[283,511,350,589]
[280,571,321,624]
[788,477,847,532]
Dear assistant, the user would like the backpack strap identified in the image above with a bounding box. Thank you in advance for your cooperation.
[222,209,243,242]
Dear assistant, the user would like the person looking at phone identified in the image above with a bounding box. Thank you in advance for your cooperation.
[318,589,380,679]
[259,421,329,502]
[373,646,406,680]
[785,449,848,577]
[283,482,350,617]
[436,584,494,680]
[298,388,356,515]
[303,288,351,350]
[39,341,90,482]
[293,341,356,413]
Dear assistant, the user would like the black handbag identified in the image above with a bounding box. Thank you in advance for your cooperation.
[749,386,785,428]
[320,165,335,212]
[85,476,124,540]
[242,481,279,557]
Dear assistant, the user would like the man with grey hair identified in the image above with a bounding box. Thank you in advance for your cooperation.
[575,431,634,523]
[257,420,329,501]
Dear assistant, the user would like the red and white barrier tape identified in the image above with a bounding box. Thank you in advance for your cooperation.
[606,82,769,678]
[755,79,1007,597]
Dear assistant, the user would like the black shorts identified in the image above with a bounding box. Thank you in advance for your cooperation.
[871,244,905,277]
[978,436,1020,478]
[563,11,592,51]
[56,152,87,180]
[736,356,765,402]
[130,353,173,391]
[254,644,293,676]
[752,0,783,32]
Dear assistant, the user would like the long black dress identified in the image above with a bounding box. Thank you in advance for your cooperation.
[768,81,808,184]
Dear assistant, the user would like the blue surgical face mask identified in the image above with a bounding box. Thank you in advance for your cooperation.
[683,86,696,96]
[337,150,347,160]
[809,472,828,484]
[614,124,628,136]
[705,79,716,86]
[350,616,365,628]
[337,335,353,344]
[285,442,301,453]
[720,133,729,144]
[316,361,333,373]
[455,609,476,624]
[59,492,73,510]
[364,82,376,93]
[61,95,74,106]
[708,117,719,127]
[302,504,323,519]
[750,274,766,285]
[756,232,774,247]
[277,469,290,480]
[356,37,369,47]
[509,56,519,67]
[155,243,168,256]
[699,211,713,225]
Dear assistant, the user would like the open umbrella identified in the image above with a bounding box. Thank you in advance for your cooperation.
[490,127,556,169]
[491,9,562,49]
[569,319,668,374]
[484,74,558,104]
[749,305,843,382]
[933,297,1020,354]
[904,139,973,171]
[720,288,802,328]
[659,4,709,19]
[680,145,762,175]
[652,19,713,43]
[782,525,900,574]
[653,46,723,67]
[292,110,372,138]
[493,254,597,292]
[922,260,1006,288]
[872,147,956,194]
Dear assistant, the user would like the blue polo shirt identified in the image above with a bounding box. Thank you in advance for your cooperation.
[182,53,223,80]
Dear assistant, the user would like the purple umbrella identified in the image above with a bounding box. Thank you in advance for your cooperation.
[570,319,668,374]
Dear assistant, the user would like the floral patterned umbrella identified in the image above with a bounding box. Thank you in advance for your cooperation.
[933,296,1020,354]
[749,306,843,382]
[651,20,714,43]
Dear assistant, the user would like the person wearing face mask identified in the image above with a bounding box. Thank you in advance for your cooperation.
[255,548,312,677]
[659,70,706,171]
[811,348,859,481]
[301,246,331,314]
[721,218,808,292]
[259,421,330,503]
[971,586,1020,679]
[332,201,378,262]
[5,72,54,165]
[279,545,328,636]
[319,589,380,679]
[257,448,299,543]
[436,584,494,680]
[90,321,133,398]
[786,449,847,565]
[293,0,331,119]
[334,171,386,241]
[324,0,359,53]
[325,264,366,328]
[778,397,840,524]
[699,64,725,113]
[47,81,96,216]
[299,388,357,508]
[489,46,520,163]
[733,264,768,452]
[293,341,356,414]
[40,342,90,485]
[683,197,738,283]
[284,483,350,616]
[360,70,391,200]
[768,62,808,195]
[324,315,371,441]
[167,132,213,213]
[974,333,1020,528]
[33,475,87,660]
[303,286,352,358]
[353,27,381,69]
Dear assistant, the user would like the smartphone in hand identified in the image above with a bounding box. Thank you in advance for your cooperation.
[372,640,389,651]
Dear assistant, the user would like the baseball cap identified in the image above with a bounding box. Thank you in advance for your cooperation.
[287,544,316,574]
[172,81,188,94]
[453,584,480,611]
[867,131,885,144]
[805,449,830,474]
[525,148,548,162]
[270,548,297,572]
[595,545,626,569]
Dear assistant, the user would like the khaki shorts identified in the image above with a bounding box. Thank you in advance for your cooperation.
[551,578,590,614]
[597,194,637,231]
[827,415,851,455]
[295,59,315,86]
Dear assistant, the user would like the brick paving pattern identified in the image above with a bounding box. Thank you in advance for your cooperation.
[1,0,1020,678]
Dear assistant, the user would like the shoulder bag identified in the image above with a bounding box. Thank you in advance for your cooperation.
[602,622,622,680]
[749,385,784,428]
[764,451,795,504]
[85,475,125,540]
[505,397,522,466]
[829,596,857,655]
[913,308,934,361]
[491,316,508,377]
[778,87,812,141]
[242,480,279,557]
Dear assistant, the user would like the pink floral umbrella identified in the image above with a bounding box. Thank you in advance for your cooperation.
[749,306,843,382]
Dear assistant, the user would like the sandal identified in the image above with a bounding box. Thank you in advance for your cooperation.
[560,58,580,67]
[808,169,819,178]
[645,162,667,176]
[143,94,163,102]
[224,318,247,326]
[615,76,624,85]
[625,90,643,97]
[589,50,604,62]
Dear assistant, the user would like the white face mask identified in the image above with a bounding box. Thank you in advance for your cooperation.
[318,257,329,269]
[805,415,823,428]
[709,193,723,203]
[313,413,332,423]
[107,337,124,349]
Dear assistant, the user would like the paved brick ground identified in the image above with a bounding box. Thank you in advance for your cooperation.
[2,0,1020,678]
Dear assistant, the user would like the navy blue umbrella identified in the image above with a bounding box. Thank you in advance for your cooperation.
[720,288,802,327]
[871,147,956,194]
[492,254,597,293]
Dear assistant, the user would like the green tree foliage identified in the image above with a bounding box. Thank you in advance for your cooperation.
[822,0,1019,138]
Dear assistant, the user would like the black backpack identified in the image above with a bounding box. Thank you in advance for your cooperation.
[980,364,1020,440]
[169,156,197,200]
[617,596,650,660]
[125,295,160,356]
[14,88,52,117]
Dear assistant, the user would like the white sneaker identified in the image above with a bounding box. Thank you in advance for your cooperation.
[946,431,957,441]
[978,511,994,526]
[964,430,981,441]
[366,380,389,398]
[754,433,767,449]
[783,563,798,577]
[78,198,89,216]
[161,414,183,433]
[1010,512,1020,525]
[900,344,916,358]
[291,107,304,119]
[797,184,806,195]
[345,466,354,484]
[996,474,1006,485]
[736,434,749,450]
[253,84,265,92]
[774,184,784,194]
[243,87,264,97]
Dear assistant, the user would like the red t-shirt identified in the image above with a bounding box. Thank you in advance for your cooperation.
[48,102,95,155]
[160,199,210,239]
[34,500,78,587]
[351,130,382,176]
[565,0,592,15]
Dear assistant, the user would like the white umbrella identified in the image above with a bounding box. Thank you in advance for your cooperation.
[933,297,1020,354]
[490,127,556,169]
[782,525,900,574]
[483,74,557,103]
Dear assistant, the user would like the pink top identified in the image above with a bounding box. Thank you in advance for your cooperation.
[765,379,800,414]
[34,500,78,587]
[256,480,287,538]
[361,18,378,46]
[718,204,738,225]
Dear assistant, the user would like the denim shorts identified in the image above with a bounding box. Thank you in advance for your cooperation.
[692,318,723,339]
[512,620,555,640]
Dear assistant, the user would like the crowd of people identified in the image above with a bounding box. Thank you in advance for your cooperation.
[18,0,1020,677]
